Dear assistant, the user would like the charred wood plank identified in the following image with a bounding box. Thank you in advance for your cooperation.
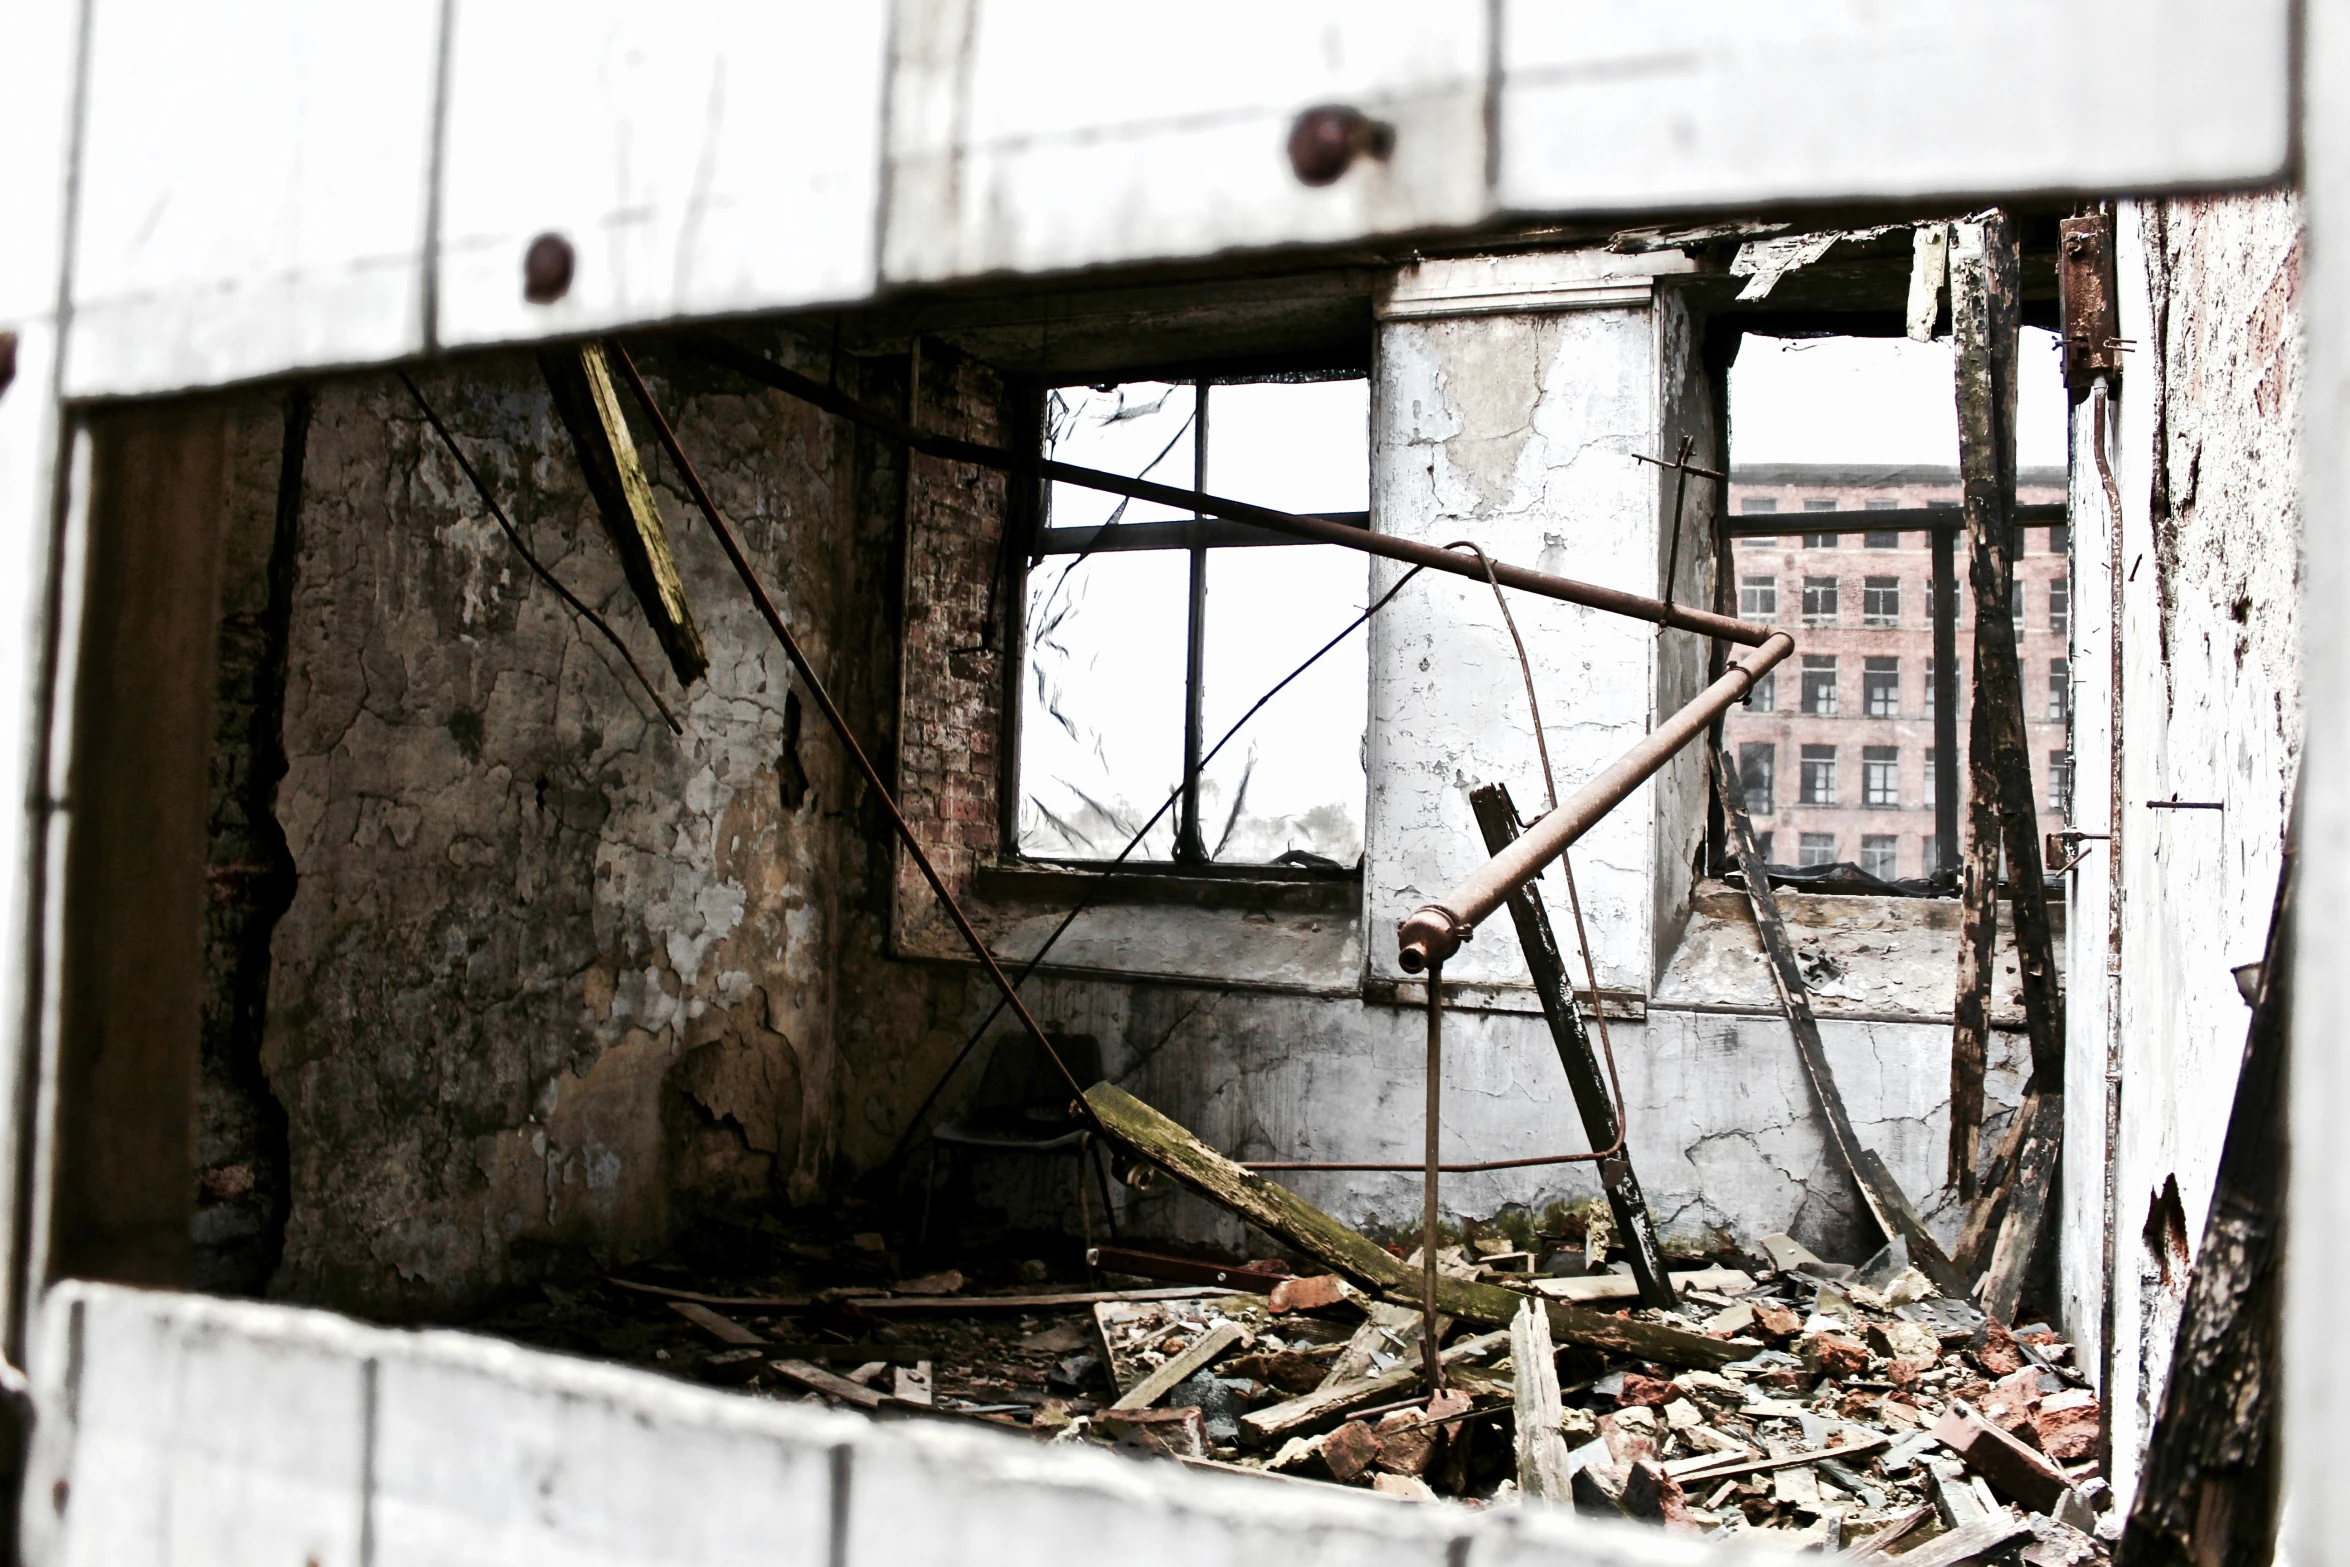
[1977,1089,2065,1324]
[1950,213,2066,1088]
[1712,745,1970,1298]
[539,342,709,686]
[1083,1083,1738,1368]
[1469,781,1675,1309]
[2116,812,2292,1567]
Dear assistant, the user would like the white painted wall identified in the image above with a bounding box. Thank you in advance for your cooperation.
[1366,254,1693,997]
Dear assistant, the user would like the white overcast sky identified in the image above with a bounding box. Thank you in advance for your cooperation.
[1728,327,2069,470]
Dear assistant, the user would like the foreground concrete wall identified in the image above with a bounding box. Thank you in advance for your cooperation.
[2066,190,2303,1511]
[23,1280,1722,1567]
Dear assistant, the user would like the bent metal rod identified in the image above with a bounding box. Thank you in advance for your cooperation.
[685,336,1769,648]
[1398,631,1797,975]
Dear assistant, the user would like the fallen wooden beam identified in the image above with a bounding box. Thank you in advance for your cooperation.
[770,1358,890,1410]
[1711,745,1971,1299]
[667,1301,765,1346]
[1471,781,1677,1309]
[1977,1091,2064,1324]
[1239,1330,1508,1443]
[1084,1083,1738,1369]
[1665,1432,1891,1486]
[1510,1296,1574,1501]
[1889,1516,2037,1567]
[539,341,709,686]
[1087,1246,1289,1293]
[1532,1265,1752,1303]
[1109,1319,1250,1412]
[2117,813,2293,1567]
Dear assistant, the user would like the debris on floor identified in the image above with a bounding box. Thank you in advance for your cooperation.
[468,1200,2110,1559]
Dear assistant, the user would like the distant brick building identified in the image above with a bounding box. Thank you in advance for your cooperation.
[1721,462,2072,879]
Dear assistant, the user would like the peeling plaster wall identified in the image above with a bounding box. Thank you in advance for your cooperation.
[2069,191,2302,1511]
[1004,969,2023,1264]
[261,344,893,1317]
[1366,280,1674,996]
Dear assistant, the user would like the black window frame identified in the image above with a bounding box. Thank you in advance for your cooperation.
[1862,575,1901,627]
[1862,745,1900,807]
[1015,369,1371,873]
[1800,745,1838,806]
[1801,654,1839,716]
[1802,576,1840,626]
[1863,656,1901,718]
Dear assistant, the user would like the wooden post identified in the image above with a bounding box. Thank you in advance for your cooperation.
[539,342,710,686]
[2116,807,2291,1567]
[1711,746,1970,1296]
[1468,782,1676,1308]
[1951,214,2067,1088]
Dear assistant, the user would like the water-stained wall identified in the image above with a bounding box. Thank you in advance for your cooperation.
[255,340,955,1317]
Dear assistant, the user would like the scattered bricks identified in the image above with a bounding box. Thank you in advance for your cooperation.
[1761,1368,1813,1394]
[1371,1472,1438,1502]
[2032,1389,2101,1462]
[1981,1366,2048,1434]
[1839,1389,1884,1421]
[1972,1320,2026,1377]
[1600,1406,1659,1466]
[1673,1370,1747,1409]
[1868,1320,1943,1363]
[1269,1274,1353,1314]
[1617,1373,1675,1407]
[1427,1386,1475,1435]
[1374,1409,1437,1477]
[1704,1302,1756,1337]
[1624,1459,1694,1529]
[1322,1419,1382,1484]
[1663,1398,1705,1430]
[1222,1350,1327,1395]
[1802,1332,1871,1380]
[1098,1405,1208,1460]
[1930,1407,2068,1513]
[1886,1356,1934,1389]
[1573,1459,1633,1517]
[1754,1303,1803,1339]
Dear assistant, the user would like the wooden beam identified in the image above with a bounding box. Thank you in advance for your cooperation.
[1082,1083,1739,1368]
[1951,214,2067,1088]
[1469,782,1676,1308]
[539,342,709,686]
[1975,1092,2064,1323]
[2116,815,2292,1567]
[1710,745,1971,1298]
[1511,1297,1574,1501]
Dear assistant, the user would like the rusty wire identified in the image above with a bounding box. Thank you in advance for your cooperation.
[398,372,684,735]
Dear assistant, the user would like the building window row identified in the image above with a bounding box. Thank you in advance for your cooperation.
[1739,573,2068,634]
[1739,738,2074,821]
[1747,654,2070,722]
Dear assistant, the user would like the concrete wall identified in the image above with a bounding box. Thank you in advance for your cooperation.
[256,342,936,1318]
[2063,190,2302,1511]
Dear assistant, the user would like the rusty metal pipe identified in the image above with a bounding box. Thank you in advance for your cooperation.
[686,335,1769,647]
[1397,632,1796,973]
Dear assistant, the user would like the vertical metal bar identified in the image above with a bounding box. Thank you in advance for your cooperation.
[1177,382,1209,862]
[1470,783,1676,1308]
[1423,961,1445,1395]
[1933,527,1961,876]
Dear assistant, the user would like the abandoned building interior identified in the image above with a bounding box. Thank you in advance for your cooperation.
[0,5,2330,1564]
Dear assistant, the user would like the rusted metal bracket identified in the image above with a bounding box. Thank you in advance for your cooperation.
[2059,211,2123,391]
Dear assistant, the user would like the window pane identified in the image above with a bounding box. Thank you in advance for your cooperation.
[1739,575,1778,621]
[1863,744,1899,807]
[1045,383,1196,532]
[1201,380,1370,516]
[1739,742,1776,815]
[1802,655,1838,716]
[1862,576,1901,627]
[1745,669,1777,713]
[1803,576,1840,626]
[1018,551,1190,858]
[1861,835,1899,879]
[1199,545,1369,864]
[1800,744,1837,805]
[1798,832,1838,867]
[1863,656,1900,718]
[2050,659,2071,721]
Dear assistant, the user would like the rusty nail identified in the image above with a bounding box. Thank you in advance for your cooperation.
[1287,105,1394,187]
[0,330,16,400]
[523,232,575,304]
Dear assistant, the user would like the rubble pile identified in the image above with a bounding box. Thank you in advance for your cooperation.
[492,1206,2111,1562]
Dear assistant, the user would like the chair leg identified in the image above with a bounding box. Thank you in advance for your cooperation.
[919,1144,939,1251]
[1089,1138,1121,1241]
[1075,1137,1094,1270]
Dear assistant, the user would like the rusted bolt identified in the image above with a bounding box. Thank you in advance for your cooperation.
[523,232,575,304]
[1287,105,1394,187]
[0,330,16,400]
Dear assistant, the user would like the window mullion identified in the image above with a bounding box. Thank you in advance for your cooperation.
[1177,381,1210,862]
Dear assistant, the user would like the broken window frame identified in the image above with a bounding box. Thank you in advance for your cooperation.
[1013,368,1371,873]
